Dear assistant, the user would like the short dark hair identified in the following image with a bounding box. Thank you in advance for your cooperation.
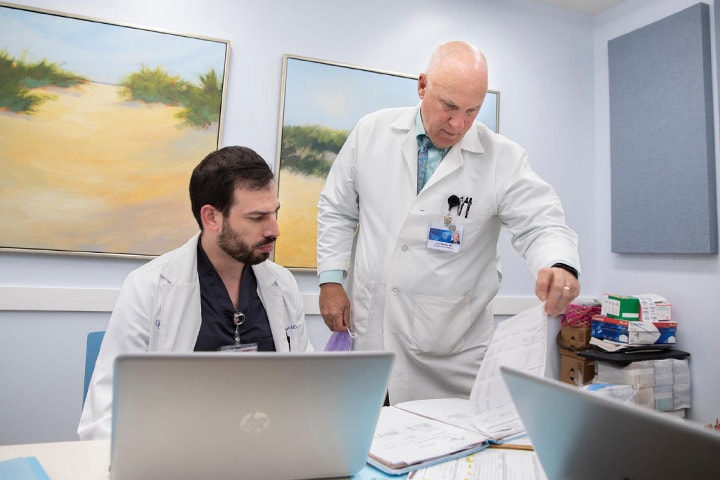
[189,146,274,229]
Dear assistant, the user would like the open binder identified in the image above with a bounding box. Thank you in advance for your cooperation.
[368,398,527,474]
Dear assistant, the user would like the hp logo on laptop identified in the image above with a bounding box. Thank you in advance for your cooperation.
[240,412,269,433]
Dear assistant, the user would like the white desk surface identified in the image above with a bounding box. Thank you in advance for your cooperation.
[0,440,110,480]
[0,440,402,480]
[0,439,546,480]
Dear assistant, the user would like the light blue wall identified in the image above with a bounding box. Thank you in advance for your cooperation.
[593,0,720,430]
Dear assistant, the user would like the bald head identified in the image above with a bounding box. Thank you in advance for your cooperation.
[426,41,488,82]
[417,41,489,148]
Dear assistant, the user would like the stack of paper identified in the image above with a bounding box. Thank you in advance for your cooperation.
[408,449,547,480]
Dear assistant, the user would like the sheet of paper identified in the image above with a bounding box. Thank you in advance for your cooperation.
[409,449,547,480]
[394,398,478,432]
[469,302,547,437]
[369,406,490,468]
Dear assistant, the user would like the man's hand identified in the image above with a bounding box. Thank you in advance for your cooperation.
[535,267,579,316]
[319,283,351,332]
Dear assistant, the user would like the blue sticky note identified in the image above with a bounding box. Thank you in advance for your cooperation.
[0,457,51,480]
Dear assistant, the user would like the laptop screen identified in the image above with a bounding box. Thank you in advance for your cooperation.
[501,366,720,479]
[111,351,393,480]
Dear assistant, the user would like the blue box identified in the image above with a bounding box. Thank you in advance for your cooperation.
[591,315,677,345]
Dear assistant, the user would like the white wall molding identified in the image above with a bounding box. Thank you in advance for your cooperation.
[0,286,119,312]
[0,286,593,316]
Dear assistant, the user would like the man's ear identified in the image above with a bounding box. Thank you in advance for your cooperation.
[200,204,221,232]
[417,73,428,99]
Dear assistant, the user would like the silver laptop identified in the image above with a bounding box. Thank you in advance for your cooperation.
[501,366,720,479]
[110,351,394,480]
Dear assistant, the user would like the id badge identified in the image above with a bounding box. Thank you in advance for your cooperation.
[427,222,463,252]
[218,343,258,352]
[218,311,257,352]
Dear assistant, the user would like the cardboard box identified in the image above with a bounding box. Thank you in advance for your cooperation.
[591,315,677,345]
[557,325,592,351]
[601,294,640,320]
[654,303,672,321]
[637,296,672,321]
[602,294,672,321]
[559,348,596,386]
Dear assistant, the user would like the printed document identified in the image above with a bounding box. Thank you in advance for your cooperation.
[469,301,547,436]
[408,449,548,480]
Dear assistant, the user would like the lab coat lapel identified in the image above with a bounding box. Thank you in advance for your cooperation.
[160,232,201,285]
[157,232,202,350]
[393,104,422,191]
[421,123,486,191]
[253,263,290,352]
[423,147,462,189]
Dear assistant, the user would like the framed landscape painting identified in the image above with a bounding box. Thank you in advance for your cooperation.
[274,54,500,269]
[0,2,230,256]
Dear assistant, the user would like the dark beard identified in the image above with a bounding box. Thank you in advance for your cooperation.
[217,223,275,265]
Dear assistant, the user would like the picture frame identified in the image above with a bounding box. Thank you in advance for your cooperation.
[0,2,230,257]
[273,54,500,270]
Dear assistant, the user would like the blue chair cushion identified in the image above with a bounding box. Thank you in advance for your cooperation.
[83,331,105,405]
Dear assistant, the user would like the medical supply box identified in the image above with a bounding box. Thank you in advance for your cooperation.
[600,294,672,322]
[601,294,640,320]
[591,315,677,345]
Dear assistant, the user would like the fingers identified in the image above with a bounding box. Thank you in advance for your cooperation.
[325,306,350,331]
[319,283,351,332]
[536,267,579,316]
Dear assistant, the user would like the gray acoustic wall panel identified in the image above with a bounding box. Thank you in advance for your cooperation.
[609,3,717,254]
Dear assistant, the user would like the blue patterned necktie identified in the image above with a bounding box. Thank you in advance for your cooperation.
[417,135,432,194]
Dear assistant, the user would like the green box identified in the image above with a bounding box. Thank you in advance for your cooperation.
[601,294,640,320]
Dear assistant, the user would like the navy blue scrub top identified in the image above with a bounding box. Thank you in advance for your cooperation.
[194,241,276,351]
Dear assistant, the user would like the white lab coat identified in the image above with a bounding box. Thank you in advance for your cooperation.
[318,104,579,403]
[78,232,313,440]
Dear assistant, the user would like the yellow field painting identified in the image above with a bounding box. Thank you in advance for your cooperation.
[0,82,216,256]
[274,169,327,269]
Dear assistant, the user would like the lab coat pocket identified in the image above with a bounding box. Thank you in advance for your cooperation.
[452,205,493,246]
[412,294,471,355]
[348,269,375,336]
